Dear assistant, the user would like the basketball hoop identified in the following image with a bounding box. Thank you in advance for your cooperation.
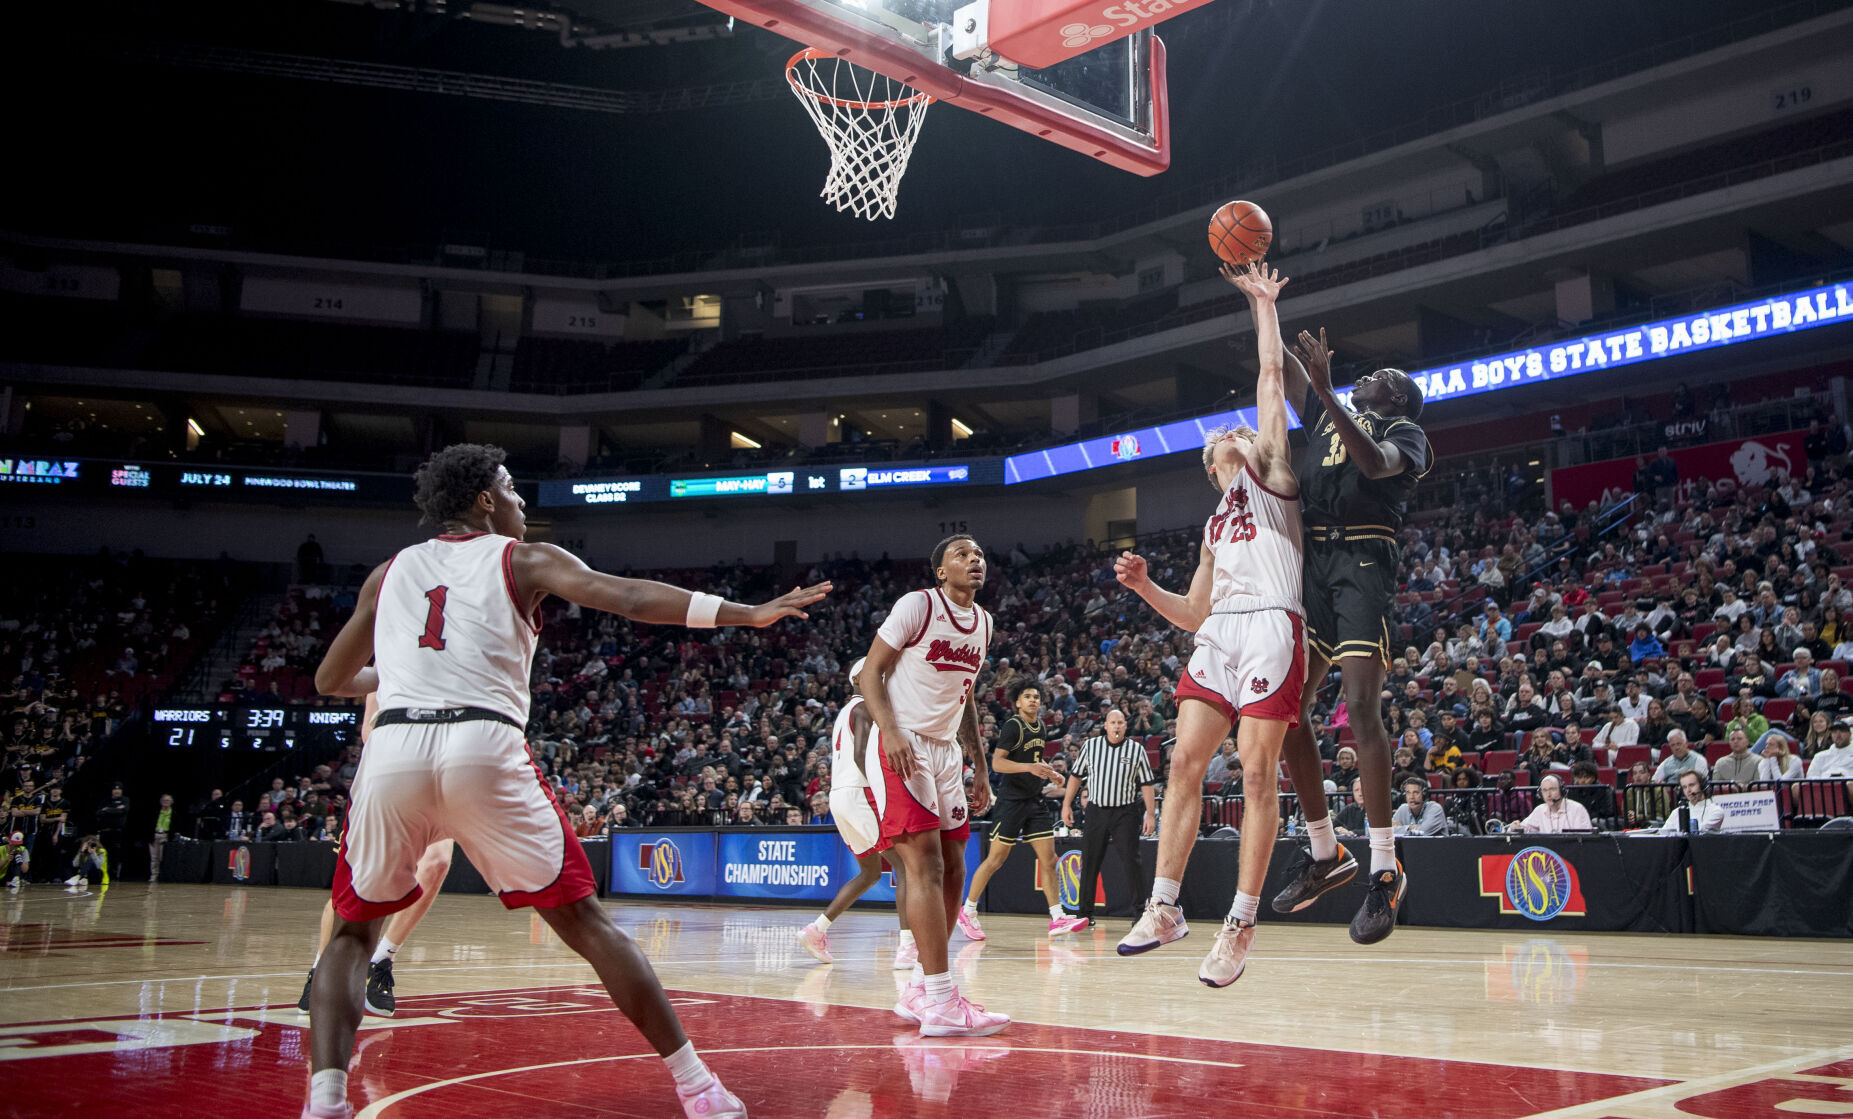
[785,48,933,221]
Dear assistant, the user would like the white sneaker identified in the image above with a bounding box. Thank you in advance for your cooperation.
[677,1077,747,1118]
[795,923,833,965]
[1116,899,1188,956]
[1198,920,1256,988]
[65,876,85,887]
[916,993,1010,1038]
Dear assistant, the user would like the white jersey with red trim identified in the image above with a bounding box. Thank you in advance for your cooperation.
[1204,464,1303,616]
[373,532,540,726]
[874,587,991,743]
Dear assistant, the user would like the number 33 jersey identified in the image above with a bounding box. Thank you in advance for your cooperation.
[1204,464,1303,617]
[874,588,992,743]
[373,532,541,726]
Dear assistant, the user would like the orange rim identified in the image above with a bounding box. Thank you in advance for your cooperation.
[785,47,934,111]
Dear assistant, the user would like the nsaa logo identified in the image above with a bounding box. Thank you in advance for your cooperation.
[1479,846,1585,921]
[227,845,251,882]
[1042,850,1105,910]
[638,840,685,889]
[1110,434,1141,461]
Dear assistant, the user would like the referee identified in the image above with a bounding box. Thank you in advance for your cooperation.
[1061,709,1156,926]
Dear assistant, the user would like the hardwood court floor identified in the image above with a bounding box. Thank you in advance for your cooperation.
[3,883,1851,1117]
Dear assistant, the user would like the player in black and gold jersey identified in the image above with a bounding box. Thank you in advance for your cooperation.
[1271,328,1432,945]
[958,681,1089,939]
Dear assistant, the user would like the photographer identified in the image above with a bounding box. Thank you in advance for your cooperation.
[65,835,108,887]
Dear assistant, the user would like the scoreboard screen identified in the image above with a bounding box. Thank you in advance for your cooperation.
[152,705,361,751]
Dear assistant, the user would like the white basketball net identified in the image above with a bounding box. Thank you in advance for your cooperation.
[786,49,933,221]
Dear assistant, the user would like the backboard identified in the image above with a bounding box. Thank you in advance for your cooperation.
[696,0,1170,175]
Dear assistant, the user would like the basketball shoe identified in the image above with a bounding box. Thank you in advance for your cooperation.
[1197,920,1256,988]
[892,937,918,970]
[1269,844,1359,913]
[917,994,1010,1038]
[1116,898,1188,956]
[1048,914,1089,936]
[955,906,985,940]
[676,1078,747,1118]
[893,979,926,1022]
[796,923,833,965]
[364,959,395,1017]
[1349,865,1406,944]
[297,968,315,1014]
[300,1102,352,1119]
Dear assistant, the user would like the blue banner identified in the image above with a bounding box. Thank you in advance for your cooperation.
[608,833,718,896]
[1003,278,1853,486]
[608,828,984,903]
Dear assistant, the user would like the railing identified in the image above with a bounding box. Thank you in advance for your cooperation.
[1164,778,1853,837]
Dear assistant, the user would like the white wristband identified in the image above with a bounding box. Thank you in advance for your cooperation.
[685,592,724,628]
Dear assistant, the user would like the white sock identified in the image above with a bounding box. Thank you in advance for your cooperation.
[923,971,954,1005]
[663,1041,714,1092]
[1048,904,1065,920]
[962,898,978,914]
[1368,827,1395,875]
[1305,817,1339,862]
[1152,876,1181,906]
[810,915,831,933]
[910,964,925,984]
[1227,891,1259,926]
[310,1069,348,1110]
[899,929,916,946]
[370,938,399,965]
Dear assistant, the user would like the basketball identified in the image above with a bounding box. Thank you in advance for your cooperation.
[1207,200,1273,265]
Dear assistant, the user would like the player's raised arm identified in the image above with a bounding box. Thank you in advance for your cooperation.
[512,542,830,627]
[1293,329,1409,480]
[314,561,387,697]
[1115,544,1214,634]
[1224,262,1296,493]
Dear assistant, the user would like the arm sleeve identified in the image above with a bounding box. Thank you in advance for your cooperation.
[874,591,931,651]
[1382,420,1432,476]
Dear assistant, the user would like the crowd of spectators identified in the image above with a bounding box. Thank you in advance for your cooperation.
[3,551,241,881]
[17,428,1853,874]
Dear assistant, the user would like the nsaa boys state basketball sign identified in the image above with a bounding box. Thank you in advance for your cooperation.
[1411,280,1853,407]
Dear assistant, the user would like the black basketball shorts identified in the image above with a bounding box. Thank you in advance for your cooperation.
[987,797,1056,846]
[1303,532,1400,666]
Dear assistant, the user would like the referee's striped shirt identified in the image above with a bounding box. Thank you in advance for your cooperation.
[1072,734,1156,808]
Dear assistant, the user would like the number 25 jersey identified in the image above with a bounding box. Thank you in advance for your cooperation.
[1204,464,1303,616]
[373,531,541,726]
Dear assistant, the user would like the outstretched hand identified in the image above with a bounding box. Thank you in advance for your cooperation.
[1113,551,1148,591]
[1294,328,1335,396]
[748,581,833,627]
[1222,261,1288,303]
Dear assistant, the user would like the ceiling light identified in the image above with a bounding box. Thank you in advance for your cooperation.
[950,418,973,438]
[187,418,204,437]
[730,431,762,449]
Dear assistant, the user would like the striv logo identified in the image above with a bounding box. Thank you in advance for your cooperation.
[1059,21,1114,48]
[1250,677,1270,695]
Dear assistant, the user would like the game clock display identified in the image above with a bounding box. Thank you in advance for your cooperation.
[152,705,361,750]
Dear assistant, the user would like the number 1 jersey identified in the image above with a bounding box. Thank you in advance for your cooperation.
[373,531,541,726]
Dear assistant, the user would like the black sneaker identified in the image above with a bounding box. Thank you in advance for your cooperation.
[297,968,315,1014]
[1348,867,1406,945]
[1269,844,1359,914]
[365,958,396,1017]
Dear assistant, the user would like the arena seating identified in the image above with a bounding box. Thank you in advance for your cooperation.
[669,318,995,385]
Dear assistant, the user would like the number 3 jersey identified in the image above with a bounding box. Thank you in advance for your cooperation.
[1204,465,1304,617]
[373,531,541,726]
[874,587,992,743]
